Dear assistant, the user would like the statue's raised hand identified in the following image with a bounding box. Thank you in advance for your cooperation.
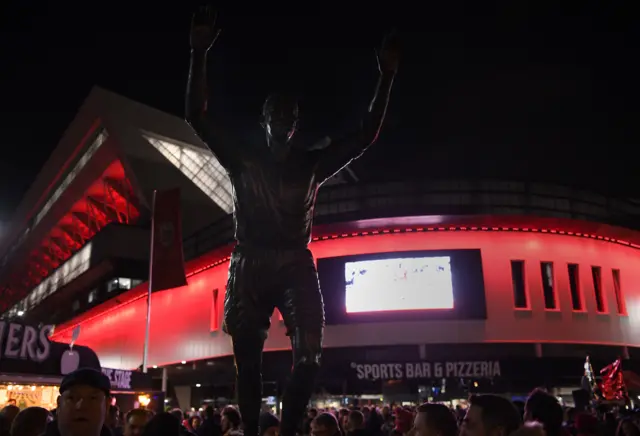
[377,30,399,74]
[191,6,221,52]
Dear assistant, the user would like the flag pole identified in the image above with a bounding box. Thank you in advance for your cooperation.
[142,190,157,374]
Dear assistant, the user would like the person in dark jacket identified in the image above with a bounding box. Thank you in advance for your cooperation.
[106,405,122,436]
[221,407,243,436]
[525,389,564,436]
[10,407,51,436]
[170,409,197,436]
[141,413,181,436]
[197,406,221,436]
[259,412,279,436]
[0,406,20,433]
[311,413,341,436]
[346,411,367,436]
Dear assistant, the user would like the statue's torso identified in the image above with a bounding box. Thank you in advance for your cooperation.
[229,146,320,249]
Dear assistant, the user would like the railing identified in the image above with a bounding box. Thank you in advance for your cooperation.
[182,179,640,261]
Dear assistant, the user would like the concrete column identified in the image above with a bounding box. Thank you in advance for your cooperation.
[162,367,168,393]
[534,343,543,358]
[622,346,630,359]
[419,344,427,360]
[174,385,192,410]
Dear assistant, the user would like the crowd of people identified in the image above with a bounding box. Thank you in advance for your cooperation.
[303,392,640,436]
[0,367,639,436]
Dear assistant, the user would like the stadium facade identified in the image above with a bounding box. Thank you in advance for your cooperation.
[3,87,640,407]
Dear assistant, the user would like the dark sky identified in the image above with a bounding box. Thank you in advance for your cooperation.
[0,2,636,220]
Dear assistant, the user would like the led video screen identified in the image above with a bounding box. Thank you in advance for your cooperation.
[318,249,486,324]
[345,256,454,313]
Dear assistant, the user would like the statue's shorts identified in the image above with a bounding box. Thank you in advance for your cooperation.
[222,244,325,338]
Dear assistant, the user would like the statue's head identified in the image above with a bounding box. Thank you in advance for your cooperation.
[261,93,299,148]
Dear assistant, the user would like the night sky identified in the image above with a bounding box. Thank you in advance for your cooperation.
[0,2,636,222]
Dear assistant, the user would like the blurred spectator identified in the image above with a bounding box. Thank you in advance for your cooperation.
[311,412,341,436]
[259,412,280,436]
[461,394,522,436]
[414,403,458,436]
[142,412,181,436]
[525,389,564,436]
[10,406,51,436]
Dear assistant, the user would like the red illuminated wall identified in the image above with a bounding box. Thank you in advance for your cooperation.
[52,225,640,369]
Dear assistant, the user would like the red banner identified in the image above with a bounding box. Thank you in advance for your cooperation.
[150,189,187,292]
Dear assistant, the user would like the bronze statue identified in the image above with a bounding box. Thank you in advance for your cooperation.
[186,7,398,436]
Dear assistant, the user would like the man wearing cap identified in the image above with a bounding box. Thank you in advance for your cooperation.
[46,368,112,436]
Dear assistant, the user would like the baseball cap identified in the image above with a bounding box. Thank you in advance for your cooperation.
[60,368,111,397]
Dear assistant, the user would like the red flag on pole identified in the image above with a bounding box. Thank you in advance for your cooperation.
[150,189,187,292]
[143,188,187,372]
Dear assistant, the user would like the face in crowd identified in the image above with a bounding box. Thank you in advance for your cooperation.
[57,384,109,436]
[124,409,151,436]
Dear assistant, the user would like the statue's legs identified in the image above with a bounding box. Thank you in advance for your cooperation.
[224,249,272,436]
[280,328,323,436]
[276,250,325,436]
[231,333,265,436]
[223,247,324,436]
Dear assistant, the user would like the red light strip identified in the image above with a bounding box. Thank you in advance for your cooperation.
[178,225,639,280]
[311,225,636,247]
[53,224,637,338]
[186,256,231,278]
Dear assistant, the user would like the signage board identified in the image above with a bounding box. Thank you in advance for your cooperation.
[100,367,155,392]
[0,322,53,363]
[350,360,502,380]
[102,368,133,390]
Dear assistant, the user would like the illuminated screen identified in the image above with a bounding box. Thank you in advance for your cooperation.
[344,256,454,313]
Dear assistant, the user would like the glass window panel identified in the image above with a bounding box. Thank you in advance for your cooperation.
[11,243,93,316]
[34,130,108,227]
[144,134,233,213]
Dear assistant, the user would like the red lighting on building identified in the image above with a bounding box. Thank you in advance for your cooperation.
[0,160,140,311]
[51,225,640,369]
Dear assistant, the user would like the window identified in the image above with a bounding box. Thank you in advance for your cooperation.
[591,266,606,313]
[72,300,80,312]
[612,269,625,315]
[5,243,93,314]
[88,289,98,304]
[510,260,528,309]
[540,262,557,309]
[568,264,583,311]
[35,130,108,227]
[107,278,119,292]
[210,289,219,331]
[107,277,133,292]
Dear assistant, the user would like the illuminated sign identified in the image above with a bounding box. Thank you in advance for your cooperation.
[350,360,501,380]
[102,368,133,390]
[0,322,52,363]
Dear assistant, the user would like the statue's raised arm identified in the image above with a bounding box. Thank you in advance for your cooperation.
[186,7,238,168]
[315,31,399,182]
